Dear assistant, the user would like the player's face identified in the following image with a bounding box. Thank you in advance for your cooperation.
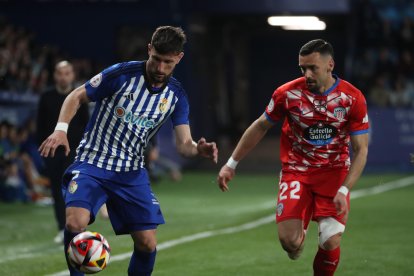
[54,65,75,91]
[299,52,334,93]
[147,45,184,87]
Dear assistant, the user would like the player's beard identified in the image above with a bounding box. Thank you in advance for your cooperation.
[148,70,171,87]
[306,79,320,93]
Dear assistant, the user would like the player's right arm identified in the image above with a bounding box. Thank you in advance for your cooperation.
[217,114,274,191]
[39,85,90,158]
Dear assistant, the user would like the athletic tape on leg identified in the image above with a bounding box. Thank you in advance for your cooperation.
[318,217,345,248]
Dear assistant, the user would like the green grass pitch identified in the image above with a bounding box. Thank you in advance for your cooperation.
[1,172,413,275]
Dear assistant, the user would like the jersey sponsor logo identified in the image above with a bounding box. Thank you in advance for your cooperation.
[267,98,275,112]
[276,202,284,216]
[114,106,156,128]
[313,99,327,113]
[304,122,338,145]
[158,98,169,113]
[333,107,346,120]
[68,180,78,194]
[90,73,103,88]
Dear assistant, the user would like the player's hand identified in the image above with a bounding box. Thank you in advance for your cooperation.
[197,137,218,163]
[39,131,70,158]
[217,165,235,192]
[333,192,348,217]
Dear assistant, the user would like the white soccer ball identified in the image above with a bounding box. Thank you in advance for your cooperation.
[67,231,111,274]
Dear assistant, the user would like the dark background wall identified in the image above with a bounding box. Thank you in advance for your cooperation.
[0,0,352,139]
[5,0,411,172]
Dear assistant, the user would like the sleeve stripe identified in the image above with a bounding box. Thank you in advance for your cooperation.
[350,129,369,136]
[264,112,276,123]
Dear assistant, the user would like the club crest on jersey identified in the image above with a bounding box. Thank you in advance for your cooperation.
[114,106,156,128]
[158,98,169,113]
[277,203,284,216]
[90,73,102,88]
[333,107,346,120]
[68,181,78,194]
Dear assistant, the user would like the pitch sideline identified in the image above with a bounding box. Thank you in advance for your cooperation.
[31,175,414,276]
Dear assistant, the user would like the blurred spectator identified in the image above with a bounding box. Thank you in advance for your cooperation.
[37,60,89,243]
[352,0,414,109]
[144,136,182,183]
[0,17,97,94]
[398,16,414,50]
[397,50,414,79]
[389,75,414,108]
[368,75,391,107]
[0,120,47,202]
[352,49,376,93]
[375,47,396,78]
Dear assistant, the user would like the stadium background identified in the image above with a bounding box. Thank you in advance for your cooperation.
[1,0,414,275]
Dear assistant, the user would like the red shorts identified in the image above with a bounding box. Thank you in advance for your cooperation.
[275,168,350,228]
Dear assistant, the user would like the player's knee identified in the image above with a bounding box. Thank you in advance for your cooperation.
[323,233,342,250]
[65,219,88,232]
[318,217,345,250]
[134,237,157,252]
[279,235,303,253]
[65,210,89,232]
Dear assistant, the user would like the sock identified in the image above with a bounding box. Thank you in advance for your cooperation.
[313,246,340,276]
[128,248,157,276]
[64,228,84,276]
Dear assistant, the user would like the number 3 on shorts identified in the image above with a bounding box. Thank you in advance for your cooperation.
[279,181,301,201]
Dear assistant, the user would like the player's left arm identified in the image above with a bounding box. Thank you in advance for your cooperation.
[334,133,369,216]
[334,89,369,217]
[174,124,218,163]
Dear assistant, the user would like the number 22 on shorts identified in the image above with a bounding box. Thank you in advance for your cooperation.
[279,181,301,200]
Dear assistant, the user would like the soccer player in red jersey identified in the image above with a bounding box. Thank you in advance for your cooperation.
[217,39,369,275]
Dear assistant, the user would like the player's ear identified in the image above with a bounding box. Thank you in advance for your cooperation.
[327,58,334,72]
[147,44,152,56]
[176,52,184,64]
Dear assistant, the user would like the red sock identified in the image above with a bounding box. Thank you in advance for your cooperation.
[313,246,340,276]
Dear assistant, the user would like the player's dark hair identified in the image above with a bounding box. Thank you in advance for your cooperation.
[299,39,334,58]
[151,26,187,54]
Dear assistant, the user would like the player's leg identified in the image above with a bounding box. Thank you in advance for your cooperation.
[277,219,306,260]
[313,217,346,276]
[64,207,91,276]
[311,169,349,276]
[62,169,108,276]
[128,229,158,276]
[104,168,164,275]
[276,172,313,260]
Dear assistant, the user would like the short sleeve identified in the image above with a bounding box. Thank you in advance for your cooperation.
[349,92,370,135]
[85,63,124,102]
[171,89,190,126]
[265,87,287,123]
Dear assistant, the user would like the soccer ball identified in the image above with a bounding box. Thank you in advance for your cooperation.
[67,231,111,274]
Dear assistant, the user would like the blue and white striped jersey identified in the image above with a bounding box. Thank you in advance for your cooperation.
[75,61,189,172]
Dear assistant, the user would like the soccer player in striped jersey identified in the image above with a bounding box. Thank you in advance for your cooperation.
[39,26,218,276]
[218,39,369,275]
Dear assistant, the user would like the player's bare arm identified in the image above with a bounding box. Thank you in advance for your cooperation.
[334,133,369,216]
[174,124,218,163]
[218,114,274,191]
[39,85,90,158]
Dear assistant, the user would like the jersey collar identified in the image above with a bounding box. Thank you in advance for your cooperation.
[321,74,340,96]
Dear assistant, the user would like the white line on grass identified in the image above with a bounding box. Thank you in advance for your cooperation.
[33,175,414,276]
